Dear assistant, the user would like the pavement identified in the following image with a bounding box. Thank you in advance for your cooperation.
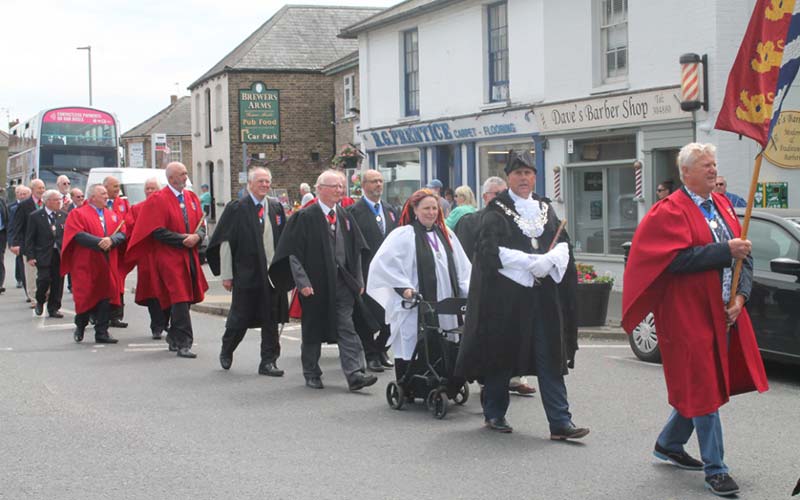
[190,267,628,341]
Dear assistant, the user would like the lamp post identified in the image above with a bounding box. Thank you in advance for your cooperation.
[76,46,92,106]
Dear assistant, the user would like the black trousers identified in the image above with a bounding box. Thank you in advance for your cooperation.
[75,299,110,336]
[146,299,171,334]
[110,294,124,321]
[35,252,64,314]
[15,254,24,285]
[0,229,6,288]
[168,302,193,349]
[221,321,281,365]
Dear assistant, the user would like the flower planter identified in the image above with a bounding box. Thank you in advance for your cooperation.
[342,156,359,169]
[576,281,612,326]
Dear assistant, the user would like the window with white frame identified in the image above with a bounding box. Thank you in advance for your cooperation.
[403,29,419,116]
[343,74,355,118]
[168,137,182,163]
[204,88,212,146]
[487,1,509,102]
[600,0,628,82]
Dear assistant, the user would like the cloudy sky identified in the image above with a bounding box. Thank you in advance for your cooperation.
[1,0,398,133]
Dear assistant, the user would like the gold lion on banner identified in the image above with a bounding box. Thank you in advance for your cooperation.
[751,40,785,73]
[735,90,774,123]
[765,0,795,21]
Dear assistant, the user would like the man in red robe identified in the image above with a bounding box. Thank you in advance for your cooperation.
[125,177,170,340]
[623,142,768,497]
[104,175,131,328]
[60,184,126,344]
[126,162,208,359]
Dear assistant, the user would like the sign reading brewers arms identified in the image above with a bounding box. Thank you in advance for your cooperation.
[239,82,280,143]
[533,86,688,133]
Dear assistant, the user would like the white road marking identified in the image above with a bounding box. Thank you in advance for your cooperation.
[0,347,13,351]
[127,343,169,347]
[124,347,169,352]
[38,323,75,330]
[283,335,300,342]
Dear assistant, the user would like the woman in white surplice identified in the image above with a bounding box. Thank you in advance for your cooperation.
[366,189,471,380]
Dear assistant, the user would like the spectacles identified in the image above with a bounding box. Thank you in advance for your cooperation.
[715,183,726,186]
[319,183,344,189]
[656,188,668,192]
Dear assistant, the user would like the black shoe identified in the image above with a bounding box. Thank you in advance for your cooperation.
[165,334,178,351]
[109,319,128,328]
[366,359,384,373]
[705,473,740,497]
[0,287,5,294]
[305,377,324,389]
[16,281,23,289]
[34,303,44,316]
[379,352,394,368]
[484,417,513,433]
[550,424,590,441]
[73,327,85,343]
[348,372,378,391]
[151,331,163,340]
[177,347,197,358]
[95,335,119,344]
[219,353,232,370]
[653,442,704,471]
[48,311,64,319]
[258,362,284,377]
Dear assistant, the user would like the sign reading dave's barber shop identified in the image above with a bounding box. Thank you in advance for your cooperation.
[239,82,280,143]
[534,86,688,133]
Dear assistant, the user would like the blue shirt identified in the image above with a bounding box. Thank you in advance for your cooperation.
[725,192,747,208]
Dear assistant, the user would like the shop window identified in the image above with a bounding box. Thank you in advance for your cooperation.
[487,1,509,102]
[378,150,421,207]
[570,165,636,255]
[478,142,534,198]
[599,0,628,83]
[569,136,635,163]
[168,137,182,163]
[403,29,419,117]
[204,88,212,147]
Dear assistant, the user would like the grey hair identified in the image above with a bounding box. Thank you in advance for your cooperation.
[42,189,62,202]
[87,184,105,197]
[677,143,716,182]
[482,176,507,195]
[145,177,161,189]
[15,185,31,195]
[315,169,345,189]
[248,167,272,183]
[299,182,311,193]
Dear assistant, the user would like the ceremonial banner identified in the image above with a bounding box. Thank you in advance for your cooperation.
[715,0,800,147]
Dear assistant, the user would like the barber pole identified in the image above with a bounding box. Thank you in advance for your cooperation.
[679,53,707,111]
[553,165,562,202]
[634,160,643,200]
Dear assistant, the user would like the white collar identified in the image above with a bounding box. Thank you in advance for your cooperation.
[318,200,334,215]
[168,184,183,197]
[45,207,55,216]
[509,189,535,206]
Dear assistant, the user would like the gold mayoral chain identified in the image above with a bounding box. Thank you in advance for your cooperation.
[492,199,549,250]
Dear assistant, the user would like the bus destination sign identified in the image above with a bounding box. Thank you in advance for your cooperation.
[43,108,114,126]
[239,82,280,143]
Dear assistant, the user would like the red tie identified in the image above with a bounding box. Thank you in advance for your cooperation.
[36,198,42,209]
[257,203,264,223]
[326,209,336,226]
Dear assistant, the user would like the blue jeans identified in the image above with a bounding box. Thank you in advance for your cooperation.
[482,315,573,432]
[657,409,727,476]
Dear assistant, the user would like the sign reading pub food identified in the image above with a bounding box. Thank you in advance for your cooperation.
[239,82,280,143]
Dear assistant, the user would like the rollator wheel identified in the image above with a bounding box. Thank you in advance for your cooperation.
[386,382,405,410]
[426,389,437,411]
[430,390,449,419]
[454,382,470,405]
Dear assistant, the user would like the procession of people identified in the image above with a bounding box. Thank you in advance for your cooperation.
[2,143,767,498]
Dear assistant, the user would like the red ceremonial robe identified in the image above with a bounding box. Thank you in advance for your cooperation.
[60,204,124,314]
[622,190,768,417]
[125,202,168,306]
[109,196,131,294]
[125,186,208,308]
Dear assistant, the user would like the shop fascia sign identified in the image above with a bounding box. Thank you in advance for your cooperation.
[763,110,800,169]
[361,108,538,150]
[533,86,689,134]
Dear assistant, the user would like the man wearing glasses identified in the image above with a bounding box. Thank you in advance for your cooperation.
[713,176,746,208]
[56,175,73,210]
[271,169,376,391]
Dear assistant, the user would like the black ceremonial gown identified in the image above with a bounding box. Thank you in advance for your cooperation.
[455,189,577,380]
[269,203,368,344]
[206,196,288,329]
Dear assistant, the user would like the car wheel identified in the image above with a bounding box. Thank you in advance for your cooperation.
[629,312,661,363]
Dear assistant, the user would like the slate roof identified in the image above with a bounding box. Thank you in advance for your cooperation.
[189,5,383,90]
[122,96,191,138]
[339,0,460,38]
[322,50,359,75]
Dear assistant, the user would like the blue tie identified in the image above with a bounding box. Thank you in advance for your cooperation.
[177,193,189,231]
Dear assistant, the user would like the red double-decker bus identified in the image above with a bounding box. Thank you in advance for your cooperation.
[6,106,119,196]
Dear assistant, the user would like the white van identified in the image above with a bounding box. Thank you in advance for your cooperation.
[85,168,193,205]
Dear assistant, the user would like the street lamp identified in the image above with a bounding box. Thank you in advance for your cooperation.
[76,46,92,106]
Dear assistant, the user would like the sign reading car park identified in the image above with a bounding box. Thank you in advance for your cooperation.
[239,82,280,143]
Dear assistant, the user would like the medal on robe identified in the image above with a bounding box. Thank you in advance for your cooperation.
[180,203,185,209]
[531,238,539,250]
[376,215,382,223]
[51,225,56,233]
[709,220,718,230]
[427,232,442,258]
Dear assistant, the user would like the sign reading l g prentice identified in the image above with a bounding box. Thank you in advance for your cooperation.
[534,87,688,133]
[239,82,280,143]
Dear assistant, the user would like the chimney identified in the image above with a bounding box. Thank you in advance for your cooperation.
[170,95,178,105]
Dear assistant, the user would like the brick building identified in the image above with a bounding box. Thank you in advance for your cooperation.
[324,50,361,153]
[188,5,382,214]
[120,95,193,172]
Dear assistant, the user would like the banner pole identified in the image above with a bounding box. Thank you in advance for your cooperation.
[727,152,763,307]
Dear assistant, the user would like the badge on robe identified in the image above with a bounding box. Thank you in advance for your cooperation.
[345,218,351,232]
[389,212,396,222]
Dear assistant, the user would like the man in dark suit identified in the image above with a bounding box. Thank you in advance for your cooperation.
[10,179,46,303]
[348,169,399,372]
[24,189,67,317]
[8,185,32,290]
[0,193,10,294]
[206,167,289,376]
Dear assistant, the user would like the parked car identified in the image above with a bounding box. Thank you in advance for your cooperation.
[628,208,800,365]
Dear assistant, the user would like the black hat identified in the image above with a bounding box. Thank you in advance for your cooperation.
[504,150,537,175]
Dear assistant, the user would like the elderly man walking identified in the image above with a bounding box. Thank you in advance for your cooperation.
[623,143,768,497]
[207,167,288,376]
[11,179,46,303]
[25,190,67,317]
[271,169,376,391]
[104,175,131,328]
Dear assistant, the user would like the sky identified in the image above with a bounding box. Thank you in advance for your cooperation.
[1,0,399,134]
